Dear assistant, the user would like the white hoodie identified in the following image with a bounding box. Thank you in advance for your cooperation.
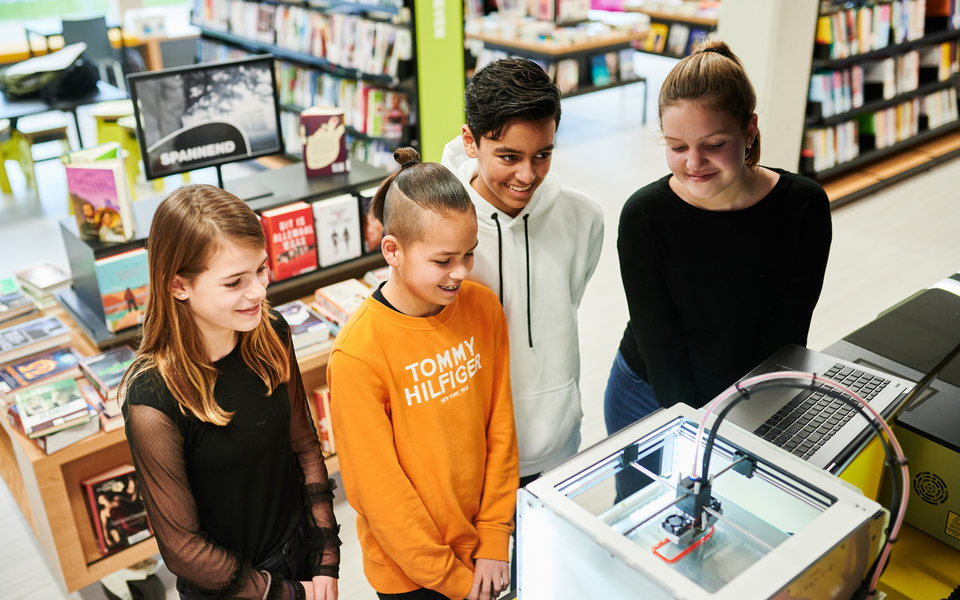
[441,136,604,476]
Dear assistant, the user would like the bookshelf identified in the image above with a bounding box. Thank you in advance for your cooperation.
[466,32,649,112]
[800,0,960,204]
[190,0,465,164]
[624,6,719,58]
[720,0,960,205]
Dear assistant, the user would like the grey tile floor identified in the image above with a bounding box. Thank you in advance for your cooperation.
[2,82,959,599]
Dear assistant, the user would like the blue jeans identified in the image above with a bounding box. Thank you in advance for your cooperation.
[603,351,661,501]
[604,351,659,435]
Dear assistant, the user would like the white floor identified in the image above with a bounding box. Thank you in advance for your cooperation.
[2,82,960,599]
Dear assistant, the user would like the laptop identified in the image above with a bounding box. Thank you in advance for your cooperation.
[723,344,915,474]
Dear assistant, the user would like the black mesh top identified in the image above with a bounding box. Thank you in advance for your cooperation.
[123,312,340,599]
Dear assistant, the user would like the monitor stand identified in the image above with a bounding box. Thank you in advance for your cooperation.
[216,164,274,203]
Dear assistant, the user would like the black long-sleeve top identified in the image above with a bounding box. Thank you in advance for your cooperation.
[616,169,832,409]
[123,311,340,599]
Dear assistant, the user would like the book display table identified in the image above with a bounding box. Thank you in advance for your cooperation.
[0,306,159,594]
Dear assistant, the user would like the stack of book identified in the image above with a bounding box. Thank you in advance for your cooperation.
[6,376,100,455]
[0,346,82,398]
[15,262,72,309]
[0,314,73,365]
[0,277,38,324]
[311,278,372,335]
[78,346,135,431]
[274,300,332,357]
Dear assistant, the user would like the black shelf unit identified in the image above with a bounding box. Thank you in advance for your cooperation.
[800,2,960,193]
[806,75,960,127]
[196,26,399,85]
[807,119,960,180]
[58,161,389,349]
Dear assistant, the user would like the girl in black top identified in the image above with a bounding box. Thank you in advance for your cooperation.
[606,41,832,438]
[122,185,340,600]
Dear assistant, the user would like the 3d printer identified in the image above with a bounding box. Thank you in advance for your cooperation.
[517,401,896,599]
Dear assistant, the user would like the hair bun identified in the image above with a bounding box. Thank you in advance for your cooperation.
[393,147,421,169]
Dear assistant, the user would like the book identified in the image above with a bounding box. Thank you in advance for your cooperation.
[34,407,100,454]
[299,106,350,178]
[0,314,72,365]
[274,300,331,351]
[0,346,82,397]
[312,194,362,268]
[645,22,669,54]
[314,278,370,326]
[311,386,335,455]
[76,378,123,431]
[308,301,344,337]
[81,464,152,555]
[15,261,71,295]
[261,202,319,282]
[78,345,135,405]
[666,23,691,57]
[589,54,611,87]
[363,266,390,289]
[12,376,90,438]
[63,142,135,243]
[0,288,37,324]
[94,249,149,334]
[358,186,384,254]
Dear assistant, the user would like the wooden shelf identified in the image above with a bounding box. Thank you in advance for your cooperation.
[819,127,960,206]
[623,6,719,27]
[806,75,960,127]
[811,27,960,70]
[466,31,646,58]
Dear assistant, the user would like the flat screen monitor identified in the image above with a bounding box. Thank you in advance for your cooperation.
[127,54,283,182]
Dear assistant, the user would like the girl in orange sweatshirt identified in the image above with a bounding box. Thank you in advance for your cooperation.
[328,148,518,600]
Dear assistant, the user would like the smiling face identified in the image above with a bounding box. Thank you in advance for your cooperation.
[381,209,478,317]
[173,238,269,359]
[463,116,556,217]
[661,100,757,209]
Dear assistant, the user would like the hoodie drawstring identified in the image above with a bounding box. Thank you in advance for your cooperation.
[491,213,504,304]
[523,214,532,348]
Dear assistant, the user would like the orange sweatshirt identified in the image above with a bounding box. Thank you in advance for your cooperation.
[328,281,519,600]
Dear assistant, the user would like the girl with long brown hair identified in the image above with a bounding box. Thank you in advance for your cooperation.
[121,184,339,600]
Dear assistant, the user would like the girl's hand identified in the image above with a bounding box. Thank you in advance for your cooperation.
[468,559,508,600]
[300,581,314,600]
[313,575,338,600]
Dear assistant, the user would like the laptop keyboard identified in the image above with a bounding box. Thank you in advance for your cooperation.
[753,363,890,460]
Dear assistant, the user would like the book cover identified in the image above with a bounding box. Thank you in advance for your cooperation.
[309,301,343,336]
[667,23,691,57]
[555,59,579,95]
[363,266,390,289]
[12,376,90,438]
[64,143,135,243]
[77,377,122,426]
[0,288,37,324]
[313,194,362,268]
[35,407,100,454]
[0,346,81,396]
[311,387,335,455]
[645,22,669,54]
[314,278,370,325]
[81,464,152,555]
[274,300,331,350]
[0,314,72,365]
[261,202,319,282]
[380,92,410,140]
[299,106,349,178]
[78,345,135,402]
[94,249,149,334]
[589,55,611,87]
[15,262,71,294]
[359,186,384,254]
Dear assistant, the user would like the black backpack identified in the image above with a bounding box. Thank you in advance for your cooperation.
[0,42,100,102]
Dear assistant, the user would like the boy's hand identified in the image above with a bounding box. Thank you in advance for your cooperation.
[312,575,338,600]
[467,559,509,600]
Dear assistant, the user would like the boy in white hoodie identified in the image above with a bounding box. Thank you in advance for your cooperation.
[440,56,603,516]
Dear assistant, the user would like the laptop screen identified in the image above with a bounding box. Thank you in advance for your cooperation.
[844,288,960,388]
